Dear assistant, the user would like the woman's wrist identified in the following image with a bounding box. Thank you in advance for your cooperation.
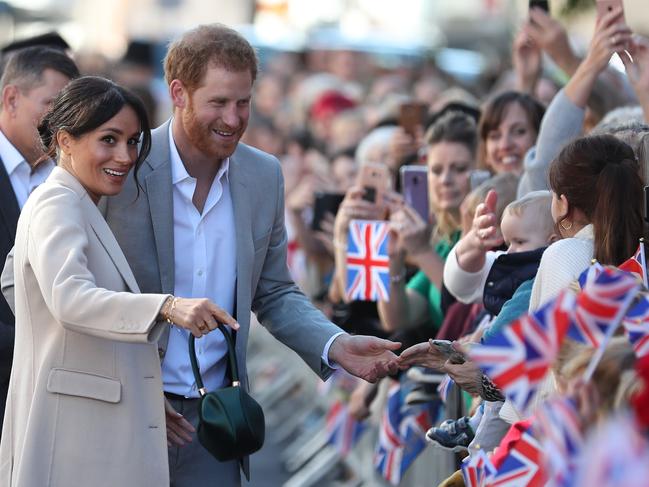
[160,296,177,323]
[389,269,407,285]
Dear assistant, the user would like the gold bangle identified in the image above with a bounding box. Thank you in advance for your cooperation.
[164,297,177,324]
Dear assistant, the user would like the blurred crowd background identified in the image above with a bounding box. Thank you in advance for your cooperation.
[3,1,649,486]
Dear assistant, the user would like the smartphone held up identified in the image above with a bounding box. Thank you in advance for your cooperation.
[596,0,625,23]
[529,0,549,12]
[400,165,429,223]
[399,102,427,138]
[357,162,391,207]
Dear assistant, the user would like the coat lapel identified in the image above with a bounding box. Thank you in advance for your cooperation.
[144,122,175,295]
[228,149,253,362]
[84,200,141,293]
[50,167,141,293]
[0,156,20,240]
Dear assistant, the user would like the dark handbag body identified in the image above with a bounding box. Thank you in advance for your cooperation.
[188,328,265,462]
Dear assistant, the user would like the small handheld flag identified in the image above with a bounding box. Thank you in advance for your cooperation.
[346,220,390,302]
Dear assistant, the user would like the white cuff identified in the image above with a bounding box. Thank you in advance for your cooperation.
[321,331,346,368]
[443,246,502,304]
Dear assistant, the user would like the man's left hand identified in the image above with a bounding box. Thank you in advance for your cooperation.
[328,334,402,383]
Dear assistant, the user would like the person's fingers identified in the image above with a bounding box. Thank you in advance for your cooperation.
[474,202,489,219]
[401,204,425,225]
[474,213,496,231]
[451,341,468,355]
[344,186,366,201]
[371,338,402,351]
[167,427,186,447]
[385,360,400,375]
[528,6,552,26]
[373,361,389,378]
[442,360,457,376]
[476,225,499,241]
[204,315,218,332]
[365,370,378,384]
[168,418,194,443]
[208,303,239,330]
[401,342,428,358]
[484,189,498,214]
[596,5,624,29]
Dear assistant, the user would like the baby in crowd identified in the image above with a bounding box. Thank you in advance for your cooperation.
[427,190,556,452]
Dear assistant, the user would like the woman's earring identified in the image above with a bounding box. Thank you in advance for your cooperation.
[560,219,573,231]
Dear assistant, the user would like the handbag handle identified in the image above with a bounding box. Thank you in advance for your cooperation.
[189,326,240,396]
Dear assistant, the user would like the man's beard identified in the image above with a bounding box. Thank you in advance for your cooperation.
[182,103,241,161]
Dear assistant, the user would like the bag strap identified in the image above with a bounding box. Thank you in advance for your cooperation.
[189,326,240,396]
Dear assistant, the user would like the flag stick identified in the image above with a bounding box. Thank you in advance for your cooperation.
[583,294,639,382]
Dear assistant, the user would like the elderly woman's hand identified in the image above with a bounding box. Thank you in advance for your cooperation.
[443,359,483,396]
[398,341,448,371]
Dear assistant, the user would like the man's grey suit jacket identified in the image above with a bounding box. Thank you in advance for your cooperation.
[102,120,343,389]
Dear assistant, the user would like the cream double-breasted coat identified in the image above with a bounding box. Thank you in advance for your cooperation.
[0,167,170,487]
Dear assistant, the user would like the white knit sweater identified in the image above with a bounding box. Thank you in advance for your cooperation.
[528,224,594,312]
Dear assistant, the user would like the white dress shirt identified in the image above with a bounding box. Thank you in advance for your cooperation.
[161,125,237,396]
[161,124,342,397]
[0,129,54,209]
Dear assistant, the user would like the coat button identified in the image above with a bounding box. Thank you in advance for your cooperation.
[487,281,494,287]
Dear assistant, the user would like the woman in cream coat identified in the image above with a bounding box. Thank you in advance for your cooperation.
[0,77,238,487]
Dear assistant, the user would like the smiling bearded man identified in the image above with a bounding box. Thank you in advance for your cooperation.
[98,24,402,486]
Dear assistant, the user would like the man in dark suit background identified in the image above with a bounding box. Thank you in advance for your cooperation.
[0,47,79,432]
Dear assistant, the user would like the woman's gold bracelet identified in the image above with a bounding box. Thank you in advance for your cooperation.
[163,296,177,324]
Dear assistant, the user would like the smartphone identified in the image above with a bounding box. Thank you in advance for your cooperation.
[400,165,429,222]
[596,0,625,22]
[399,102,427,137]
[311,192,345,231]
[430,340,466,364]
[470,169,492,190]
[357,163,390,205]
[529,0,549,12]
[644,185,649,223]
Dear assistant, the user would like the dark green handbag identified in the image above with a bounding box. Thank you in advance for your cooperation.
[188,327,265,462]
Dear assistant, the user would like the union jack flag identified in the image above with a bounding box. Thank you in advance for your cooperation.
[533,398,583,487]
[346,220,390,301]
[374,382,440,485]
[468,290,575,413]
[325,400,366,456]
[623,294,649,358]
[462,449,497,487]
[619,241,648,287]
[488,425,546,487]
[573,413,649,487]
[577,261,603,289]
[437,375,454,404]
[568,268,640,348]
